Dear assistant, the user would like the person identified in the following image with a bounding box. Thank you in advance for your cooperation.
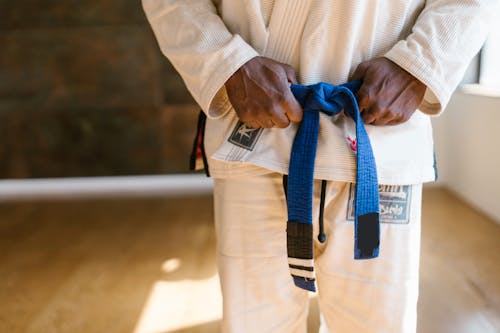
[142,1,495,332]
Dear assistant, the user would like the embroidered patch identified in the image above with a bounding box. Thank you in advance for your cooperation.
[347,184,412,224]
[227,121,264,151]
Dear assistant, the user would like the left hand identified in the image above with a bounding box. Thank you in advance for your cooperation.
[351,57,426,126]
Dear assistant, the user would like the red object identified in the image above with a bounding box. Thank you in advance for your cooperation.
[347,136,357,152]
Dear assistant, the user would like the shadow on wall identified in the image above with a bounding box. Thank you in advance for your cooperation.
[0,1,198,179]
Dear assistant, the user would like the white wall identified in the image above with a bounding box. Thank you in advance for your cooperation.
[432,88,500,222]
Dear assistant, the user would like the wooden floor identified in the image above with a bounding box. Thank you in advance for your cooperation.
[0,187,498,333]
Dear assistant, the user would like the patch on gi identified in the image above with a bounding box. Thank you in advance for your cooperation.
[227,121,263,151]
[347,184,412,224]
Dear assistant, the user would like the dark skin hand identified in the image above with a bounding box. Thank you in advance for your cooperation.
[224,56,303,129]
[225,56,426,128]
[351,57,427,125]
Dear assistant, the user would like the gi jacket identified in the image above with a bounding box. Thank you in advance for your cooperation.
[143,0,496,184]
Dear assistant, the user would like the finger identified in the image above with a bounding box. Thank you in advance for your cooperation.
[246,119,261,129]
[384,111,409,126]
[362,111,377,124]
[351,61,369,82]
[270,107,291,128]
[362,103,383,124]
[254,110,276,128]
[355,84,371,113]
[384,88,418,125]
[371,115,393,126]
[262,119,275,128]
[387,118,405,126]
[283,64,298,84]
[370,107,396,126]
[282,93,303,123]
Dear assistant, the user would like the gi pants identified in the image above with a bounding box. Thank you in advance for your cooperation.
[214,172,422,333]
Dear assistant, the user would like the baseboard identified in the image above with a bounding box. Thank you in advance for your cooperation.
[0,174,213,201]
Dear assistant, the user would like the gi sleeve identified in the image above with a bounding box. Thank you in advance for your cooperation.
[384,0,498,115]
[142,0,259,118]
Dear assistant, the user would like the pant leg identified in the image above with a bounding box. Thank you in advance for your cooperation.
[314,182,422,333]
[213,173,310,333]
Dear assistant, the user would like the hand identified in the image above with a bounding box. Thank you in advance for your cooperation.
[224,56,303,129]
[351,57,426,126]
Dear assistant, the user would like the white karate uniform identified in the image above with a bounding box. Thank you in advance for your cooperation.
[214,173,423,333]
[142,0,495,183]
[142,1,496,331]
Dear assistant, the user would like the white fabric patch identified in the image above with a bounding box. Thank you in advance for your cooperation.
[347,184,413,224]
[288,257,315,267]
[289,268,316,279]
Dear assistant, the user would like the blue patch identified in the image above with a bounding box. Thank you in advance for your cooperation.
[347,184,412,224]
[227,121,263,151]
[433,149,439,181]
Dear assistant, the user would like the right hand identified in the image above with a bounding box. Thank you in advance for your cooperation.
[224,56,303,129]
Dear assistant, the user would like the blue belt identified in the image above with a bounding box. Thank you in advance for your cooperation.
[285,81,380,292]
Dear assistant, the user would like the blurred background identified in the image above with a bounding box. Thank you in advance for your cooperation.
[0,1,196,179]
[0,1,499,333]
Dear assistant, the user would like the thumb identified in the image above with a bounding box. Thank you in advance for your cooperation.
[284,92,303,123]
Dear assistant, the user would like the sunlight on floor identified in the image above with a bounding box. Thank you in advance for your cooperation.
[454,312,500,333]
[133,258,320,333]
[161,258,182,274]
[133,272,222,333]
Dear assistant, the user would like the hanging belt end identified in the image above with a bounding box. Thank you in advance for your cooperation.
[292,276,316,292]
[354,246,380,260]
[354,212,380,260]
